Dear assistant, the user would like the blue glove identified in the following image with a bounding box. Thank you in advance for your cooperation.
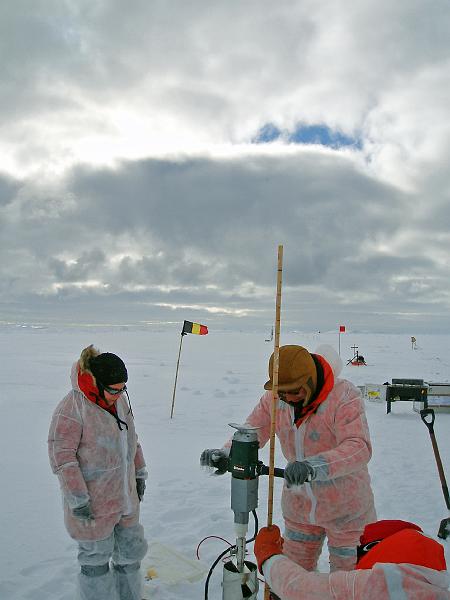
[136,478,146,501]
[200,448,229,475]
[284,461,315,487]
[72,502,94,521]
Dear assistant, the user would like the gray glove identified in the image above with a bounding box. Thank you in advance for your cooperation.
[284,461,315,487]
[200,448,229,475]
[72,502,94,521]
[136,478,146,501]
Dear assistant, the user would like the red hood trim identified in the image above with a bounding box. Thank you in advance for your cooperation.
[77,366,119,420]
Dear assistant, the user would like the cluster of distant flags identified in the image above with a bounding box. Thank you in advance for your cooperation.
[180,321,346,336]
[172,320,348,417]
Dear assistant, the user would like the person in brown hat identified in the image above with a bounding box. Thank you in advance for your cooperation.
[201,344,376,573]
[48,345,148,600]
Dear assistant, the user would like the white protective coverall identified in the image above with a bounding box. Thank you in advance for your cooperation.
[263,555,450,599]
[48,363,148,600]
[236,345,376,571]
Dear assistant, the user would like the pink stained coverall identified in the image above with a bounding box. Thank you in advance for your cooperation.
[48,363,147,542]
[240,345,376,571]
[263,555,450,599]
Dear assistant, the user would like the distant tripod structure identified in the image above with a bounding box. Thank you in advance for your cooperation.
[347,345,367,366]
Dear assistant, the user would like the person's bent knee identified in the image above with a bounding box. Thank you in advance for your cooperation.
[80,563,110,577]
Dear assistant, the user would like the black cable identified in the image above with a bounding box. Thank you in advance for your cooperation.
[204,509,259,600]
[204,545,234,600]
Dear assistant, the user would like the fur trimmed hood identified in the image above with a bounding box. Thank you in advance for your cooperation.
[70,344,100,391]
[314,344,343,378]
[79,344,101,376]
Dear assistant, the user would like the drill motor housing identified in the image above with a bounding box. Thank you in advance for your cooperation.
[228,424,260,526]
[228,430,259,479]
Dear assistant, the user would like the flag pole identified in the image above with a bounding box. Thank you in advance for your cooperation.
[264,244,283,600]
[338,325,345,355]
[170,332,185,419]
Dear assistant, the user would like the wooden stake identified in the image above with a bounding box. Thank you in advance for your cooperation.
[264,245,283,600]
[170,333,184,419]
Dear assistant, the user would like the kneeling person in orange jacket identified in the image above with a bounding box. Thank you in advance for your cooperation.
[254,520,449,599]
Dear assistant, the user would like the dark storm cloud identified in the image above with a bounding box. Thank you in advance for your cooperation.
[3,150,444,331]
[48,249,107,282]
[64,153,402,289]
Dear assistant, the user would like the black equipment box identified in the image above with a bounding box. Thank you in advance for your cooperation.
[386,379,428,414]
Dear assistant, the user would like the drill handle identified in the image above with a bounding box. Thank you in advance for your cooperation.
[258,463,285,478]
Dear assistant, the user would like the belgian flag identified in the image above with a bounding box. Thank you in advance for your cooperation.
[182,320,208,336]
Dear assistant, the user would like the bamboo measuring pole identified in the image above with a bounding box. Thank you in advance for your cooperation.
[264,245,283,600]
[267,244,283,525]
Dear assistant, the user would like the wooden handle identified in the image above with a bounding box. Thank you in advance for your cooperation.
[264,245,283,599]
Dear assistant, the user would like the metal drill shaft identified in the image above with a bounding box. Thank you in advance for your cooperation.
[236,536,246,572]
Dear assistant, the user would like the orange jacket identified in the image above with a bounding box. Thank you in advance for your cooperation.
[357,528,447,571]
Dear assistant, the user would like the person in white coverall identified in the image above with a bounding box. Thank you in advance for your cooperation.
[48,345,148,600]
[253,519,449,599]
[201,344,376,572]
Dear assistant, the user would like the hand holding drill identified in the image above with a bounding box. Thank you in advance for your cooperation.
[200,448,229,475]
[72,502,94,522]
[284,460,316,487]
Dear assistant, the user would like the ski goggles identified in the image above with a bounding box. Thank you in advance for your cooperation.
[103,384,127,396]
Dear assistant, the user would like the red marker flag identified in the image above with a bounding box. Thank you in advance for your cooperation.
[339,325,346,333]
[182,320,208,336]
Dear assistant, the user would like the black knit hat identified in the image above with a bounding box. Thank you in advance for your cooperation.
[90,352,128,385]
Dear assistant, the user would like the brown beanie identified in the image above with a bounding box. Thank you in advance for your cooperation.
[264,345,317,404]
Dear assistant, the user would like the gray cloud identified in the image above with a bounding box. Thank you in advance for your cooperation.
[2,150,447,332]
[1,1,450,332]
[0,174,20,206]
[2,2,449,158]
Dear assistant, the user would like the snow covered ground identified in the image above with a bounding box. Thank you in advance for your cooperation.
[1,324,449,599]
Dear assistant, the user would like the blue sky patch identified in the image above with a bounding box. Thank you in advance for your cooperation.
[253,122,361,149]
[253,123,282,143]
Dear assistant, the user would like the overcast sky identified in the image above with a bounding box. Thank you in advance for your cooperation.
[1,1,450,333]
